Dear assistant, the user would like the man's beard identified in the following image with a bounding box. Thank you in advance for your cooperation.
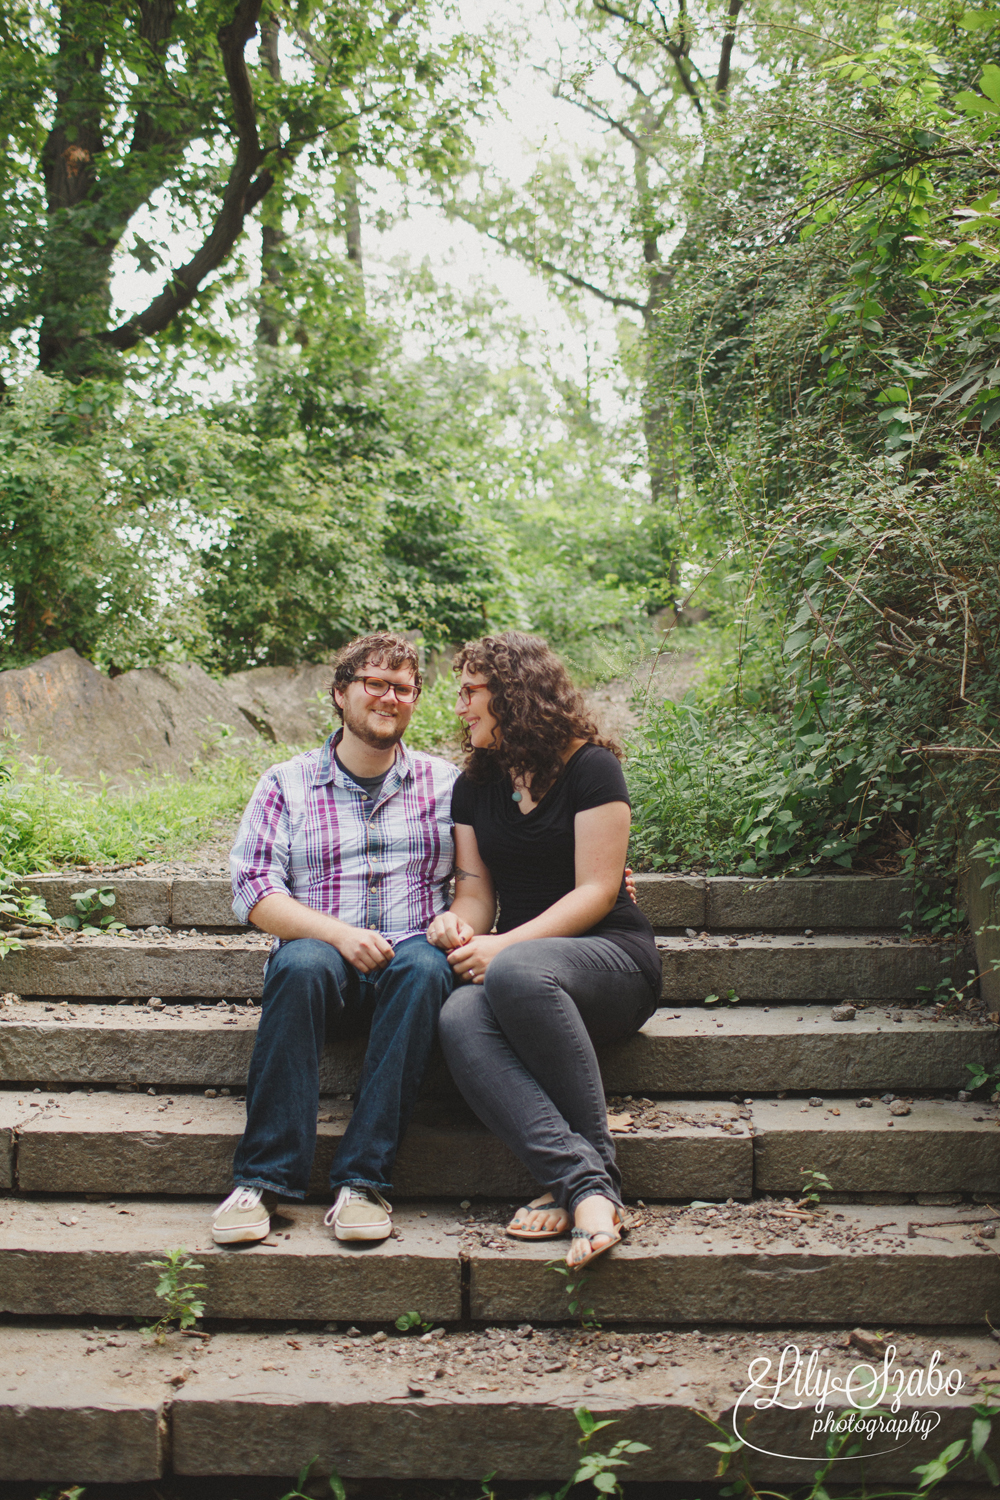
[341,697,407,750]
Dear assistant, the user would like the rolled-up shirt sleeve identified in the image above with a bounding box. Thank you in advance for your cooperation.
[230,771,292,923]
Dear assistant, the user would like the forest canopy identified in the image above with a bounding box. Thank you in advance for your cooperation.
[2,0,999,878]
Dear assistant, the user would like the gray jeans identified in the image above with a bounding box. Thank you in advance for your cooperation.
[438,937,658,1213]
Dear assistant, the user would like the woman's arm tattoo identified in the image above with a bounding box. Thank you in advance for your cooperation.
[454,866,481,882]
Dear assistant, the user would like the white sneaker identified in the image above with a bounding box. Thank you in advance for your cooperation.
[212,1186,271,1244]
[324,1186,393,1242]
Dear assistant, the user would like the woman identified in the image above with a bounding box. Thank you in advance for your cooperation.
[426,632,661,1268]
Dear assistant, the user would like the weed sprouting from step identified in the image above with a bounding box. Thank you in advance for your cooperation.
[141,1248,207,1342]
[966,1060,1000,1097]
[0,869,54,957]
[481,1408,650,1500]
[394,1310,432,1334]
[56,886,125,936]
[705,989,740,1006]
[799,1167,833,1207]
[279,1454,346,1500]
[547,1258,600,1331]
[33,1487,85,1500]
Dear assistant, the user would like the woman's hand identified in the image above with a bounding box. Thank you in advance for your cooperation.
[625,865,637,904]
[426,911,475,951]
[447,932,508,984]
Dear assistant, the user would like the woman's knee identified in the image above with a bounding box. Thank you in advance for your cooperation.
[484,944,557,1012]
[439,984,490,1059]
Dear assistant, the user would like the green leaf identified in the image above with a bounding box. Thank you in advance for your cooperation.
[981,63,1000,106]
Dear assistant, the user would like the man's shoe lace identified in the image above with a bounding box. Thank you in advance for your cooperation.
[324,1186,392,1225]
[213,1186,264,1219]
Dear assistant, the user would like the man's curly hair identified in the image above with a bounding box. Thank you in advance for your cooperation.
[455,631,620,796]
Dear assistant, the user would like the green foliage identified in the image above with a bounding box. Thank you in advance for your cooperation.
[517,1407,650,1500]
[279,1455,346,1500]
[404,674,463,756]
[0,0,491,379]
[966,1060,1000,1094]
[547,1258,600,1331]
[0,867,53,957]
[141,1248,206,1342]
[55,887,124,936]
[625,5,1000,887]
[799,1166,834,1206]
[0,740,282,872]
[394,1310,432,1334]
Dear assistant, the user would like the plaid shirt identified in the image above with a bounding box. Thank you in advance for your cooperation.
[230,731,459,945]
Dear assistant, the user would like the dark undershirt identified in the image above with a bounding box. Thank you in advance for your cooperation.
[451,744,662,995]
[334,747,391,802]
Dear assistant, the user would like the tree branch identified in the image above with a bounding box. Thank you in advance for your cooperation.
[715,0,742,98]
[473,225,646,312]
[100,0,267,349]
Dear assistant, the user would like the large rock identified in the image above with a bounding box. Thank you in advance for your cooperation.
[0,650,256,783]
[0,649,335,784]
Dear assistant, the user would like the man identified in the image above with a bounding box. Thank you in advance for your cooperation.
[213,632,459,1246]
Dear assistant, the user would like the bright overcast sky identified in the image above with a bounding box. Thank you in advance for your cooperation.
[110,0,630,405]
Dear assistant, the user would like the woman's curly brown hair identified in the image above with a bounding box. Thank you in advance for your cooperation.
[455,632,620,797]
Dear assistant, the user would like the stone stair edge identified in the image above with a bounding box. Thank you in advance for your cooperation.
[1,1001,996,1094]
[0,1324,995,1485]
[18,870,950,932]
[0,1200,996,1330]
[2,1090,997,1197]
[0,931,976,1000]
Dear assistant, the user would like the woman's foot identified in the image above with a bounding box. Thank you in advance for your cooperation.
[507,1194,571,1239]
[566,1193,622,1268]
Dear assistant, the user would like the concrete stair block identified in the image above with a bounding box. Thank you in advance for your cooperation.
[0,1200,461,1322]
[705,876,934,932]
[753,1096,1000,1194]
[2,1200,993,1329]
[468,1203,1000,1324]
[4,1325,993,1484]
[19,876,172,928]
[632,874,705,928]
[7,1091,753,1200]
[1,930,972,1001]
[17,872,946,934]
[0,936,268,998]
[657,933,974,1002]
[4,1001,995,1094]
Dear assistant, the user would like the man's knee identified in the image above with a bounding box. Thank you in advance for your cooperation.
[388,937,454,995]
[263,938,349,1002]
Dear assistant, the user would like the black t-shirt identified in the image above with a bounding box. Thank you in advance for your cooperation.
[334,747,391,803]
[451,744,661,995]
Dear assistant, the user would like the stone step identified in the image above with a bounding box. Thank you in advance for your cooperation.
[1,1199,995,1329]
[0,1089,752,1200]
[0,1323,995,1484]
[22,872,938,933]
[657,933,974,1003]
[2,1000,996,1095]
[2,1089,996,1198]
[0,931,973,1001]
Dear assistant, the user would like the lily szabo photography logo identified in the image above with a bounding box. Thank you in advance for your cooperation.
[733,1343,966,1462]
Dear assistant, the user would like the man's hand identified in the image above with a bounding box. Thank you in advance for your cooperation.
[425,912,475,951]
[446,932,508,985]
[332,925,395,975]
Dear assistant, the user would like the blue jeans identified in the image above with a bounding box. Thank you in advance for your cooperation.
[232,935,454,1199]
[439,937,657,1214]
